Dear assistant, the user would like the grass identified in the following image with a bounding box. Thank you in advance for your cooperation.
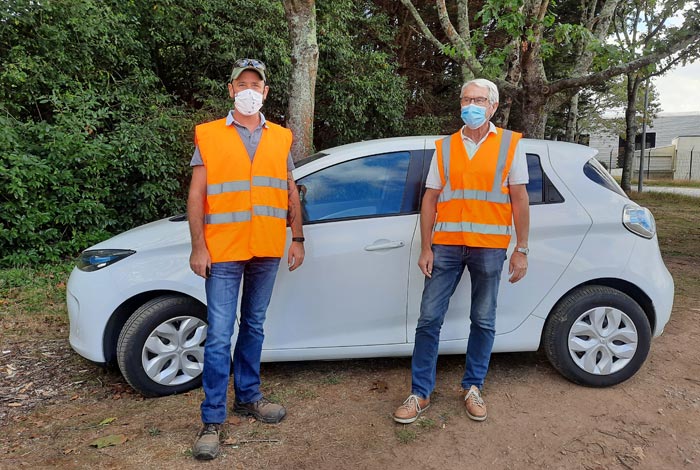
[0,261,73,342]
[395,428,417,444]
[636,178,700,189]
[630,192,700,259]
[267,387,318,403]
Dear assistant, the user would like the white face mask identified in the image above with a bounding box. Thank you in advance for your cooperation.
[234,89,264,116]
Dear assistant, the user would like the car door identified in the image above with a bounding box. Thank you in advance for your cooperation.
[264,147,425,350]
[406,140,592,344]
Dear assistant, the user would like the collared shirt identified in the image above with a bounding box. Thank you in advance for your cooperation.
[425,122,528,189]
[190,111,294,170]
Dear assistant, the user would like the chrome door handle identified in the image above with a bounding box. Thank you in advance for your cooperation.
[364,240,405,251]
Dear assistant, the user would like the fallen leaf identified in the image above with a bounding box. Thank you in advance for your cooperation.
[63,448,76,455]
[248,417,257,424]
[89,434,128,449]
[223,437,238,445]
[228,415,242,426]
[8,403,22,407]
[98,417,117,426]
[70,395,80,401]
[369,380,388,393]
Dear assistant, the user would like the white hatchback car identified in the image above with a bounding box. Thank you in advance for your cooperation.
[67,137,674,397]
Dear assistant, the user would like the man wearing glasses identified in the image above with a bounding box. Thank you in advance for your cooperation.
[187,58,305,460]
[393,79,530,424]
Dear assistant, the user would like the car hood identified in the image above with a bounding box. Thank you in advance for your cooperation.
[88,216,190,252]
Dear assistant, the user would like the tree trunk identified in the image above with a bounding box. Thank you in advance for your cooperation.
[621,73,642,192]
[283,0,318,162]
[564,92,579,142]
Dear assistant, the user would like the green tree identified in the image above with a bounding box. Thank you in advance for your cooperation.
[1,0,189,265]
[399,0,700,138]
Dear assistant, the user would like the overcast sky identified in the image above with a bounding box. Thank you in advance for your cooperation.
[654,61,700,114]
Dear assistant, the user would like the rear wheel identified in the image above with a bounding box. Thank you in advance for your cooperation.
[117,295,207,397]
[543,286,651,387]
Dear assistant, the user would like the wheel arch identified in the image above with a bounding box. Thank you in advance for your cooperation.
[541,277,656,347]
[102,290,206,364]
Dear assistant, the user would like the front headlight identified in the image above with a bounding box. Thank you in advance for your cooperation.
[76,249,136,272]
[622,204,656,239]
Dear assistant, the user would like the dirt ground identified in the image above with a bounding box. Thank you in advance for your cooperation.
[1,255,698,470]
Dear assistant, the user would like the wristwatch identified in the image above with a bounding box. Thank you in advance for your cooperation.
[292,237,305,243]
[515,246,529,255]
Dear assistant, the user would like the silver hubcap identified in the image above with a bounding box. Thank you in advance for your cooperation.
[142,315,207,386]
[568,306,638,375]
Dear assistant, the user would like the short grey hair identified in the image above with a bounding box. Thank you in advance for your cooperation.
[461,79,499,104]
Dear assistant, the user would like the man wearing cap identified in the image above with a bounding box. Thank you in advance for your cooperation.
[187,58,305,460]
[393,78,529,425]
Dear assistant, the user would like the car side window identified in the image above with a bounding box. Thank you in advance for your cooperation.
[525,153,564,205]
[298,152,411,223]
[526,153,544,204]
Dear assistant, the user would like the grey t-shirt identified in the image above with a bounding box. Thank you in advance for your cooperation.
[190,111,294,170]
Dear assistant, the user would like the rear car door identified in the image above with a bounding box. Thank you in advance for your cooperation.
[406,140,592,343]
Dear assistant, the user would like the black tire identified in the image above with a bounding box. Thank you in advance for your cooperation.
[117,295,207,397]
[543,285,651,387]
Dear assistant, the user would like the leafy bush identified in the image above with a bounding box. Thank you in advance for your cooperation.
[0,0,190,265]
[0,0,410,266]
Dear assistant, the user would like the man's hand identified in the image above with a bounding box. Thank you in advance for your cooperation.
[190,246,211,278]
[418,248,434,278]
[288,241,305,271]
[508,251,527,283]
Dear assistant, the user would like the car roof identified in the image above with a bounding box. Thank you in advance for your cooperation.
[308,135,599,167]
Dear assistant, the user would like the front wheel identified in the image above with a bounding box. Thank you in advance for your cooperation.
[543,286,652,387]
[117,295,208,397]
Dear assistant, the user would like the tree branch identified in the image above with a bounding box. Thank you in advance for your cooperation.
[548,32,700,95]
[399,0,446,53]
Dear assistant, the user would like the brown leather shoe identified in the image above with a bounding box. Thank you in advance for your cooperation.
[463,385,487,421]
[193,423,221,460]
[393,394,430,424]
[233,397,286,424]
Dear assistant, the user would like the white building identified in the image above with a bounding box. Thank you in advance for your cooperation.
[587,112,700,173]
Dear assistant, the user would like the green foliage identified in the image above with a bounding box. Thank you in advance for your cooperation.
[1,0,189,266]
[314,0,408,148]
[1,0,412,266]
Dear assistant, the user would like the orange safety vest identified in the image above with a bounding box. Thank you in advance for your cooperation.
[195,118,292,262]
[433,128,522,249]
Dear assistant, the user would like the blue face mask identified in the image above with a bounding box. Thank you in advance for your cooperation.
[461,104,488,129]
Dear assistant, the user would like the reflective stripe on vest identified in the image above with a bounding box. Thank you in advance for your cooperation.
[207,180,250,195]
[434,221,512,236]
[207,176,286,196]
[253,176,287,190]
[205,205,286,224]
[205,211,251,224]
[438,130,513,204]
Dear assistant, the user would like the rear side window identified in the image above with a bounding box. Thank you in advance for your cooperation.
[526,153,564,205]
[583,158,627,198]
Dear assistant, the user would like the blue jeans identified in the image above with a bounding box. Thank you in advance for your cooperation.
[411,244,506,399]
[200,257,280,424]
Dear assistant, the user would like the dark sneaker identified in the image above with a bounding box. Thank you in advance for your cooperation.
[233,397,286,424]
[393,394,430,424]
[463,385,487,421]
[193,423,221,460]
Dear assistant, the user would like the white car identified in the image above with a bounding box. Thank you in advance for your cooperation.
[67,137,674,397]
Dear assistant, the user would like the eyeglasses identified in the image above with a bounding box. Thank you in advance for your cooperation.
[461,96,489,105]
[234,58,266,71]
